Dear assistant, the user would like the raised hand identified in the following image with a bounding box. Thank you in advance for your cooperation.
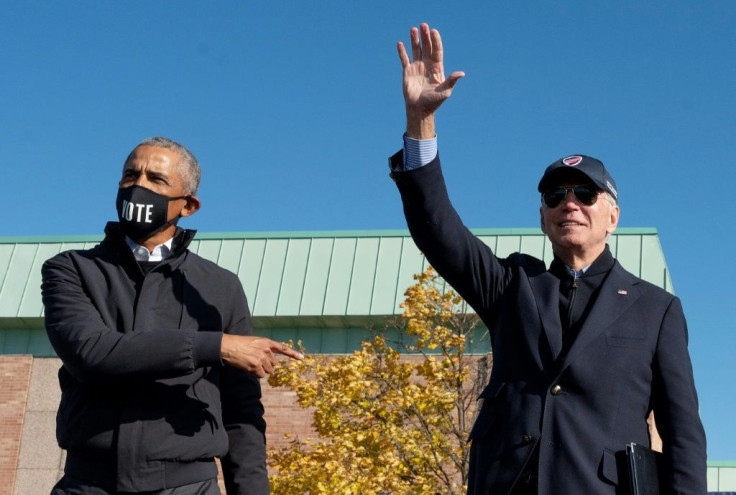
[221,334,304,378]
[397,23,464,138]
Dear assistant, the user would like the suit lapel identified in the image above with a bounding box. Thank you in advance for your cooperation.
[558,262,640,371]
[528,273,563,362]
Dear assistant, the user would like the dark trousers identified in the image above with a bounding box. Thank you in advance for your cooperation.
[51,475,221,495]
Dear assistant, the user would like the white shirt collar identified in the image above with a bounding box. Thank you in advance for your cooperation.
[125,236,174,262]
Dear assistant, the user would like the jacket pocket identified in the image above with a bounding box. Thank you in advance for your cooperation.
[599,448,621,486]
[468,381,505,440]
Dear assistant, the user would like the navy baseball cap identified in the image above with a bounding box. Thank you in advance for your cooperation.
[537,154,618,201]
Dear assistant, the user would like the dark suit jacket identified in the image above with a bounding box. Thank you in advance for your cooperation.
[390,153,706,494]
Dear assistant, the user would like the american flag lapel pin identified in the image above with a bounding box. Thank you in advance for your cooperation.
[617,289,628,296]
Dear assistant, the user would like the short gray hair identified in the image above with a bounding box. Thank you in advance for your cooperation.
[126,136,201,195]
[602,191,617,207]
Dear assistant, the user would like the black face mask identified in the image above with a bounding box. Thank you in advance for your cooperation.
[116,185,188,241]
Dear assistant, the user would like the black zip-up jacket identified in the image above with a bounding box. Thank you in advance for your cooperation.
[41,222,268,494]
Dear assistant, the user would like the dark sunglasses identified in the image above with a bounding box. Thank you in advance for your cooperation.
[542,185,601,208]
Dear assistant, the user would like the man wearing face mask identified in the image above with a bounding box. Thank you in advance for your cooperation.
[42,137,303,495]
[388,24,706,494]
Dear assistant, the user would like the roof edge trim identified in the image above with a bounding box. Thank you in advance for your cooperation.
[0,227,660,244]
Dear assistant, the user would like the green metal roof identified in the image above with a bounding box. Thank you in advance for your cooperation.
[0,228,672,355]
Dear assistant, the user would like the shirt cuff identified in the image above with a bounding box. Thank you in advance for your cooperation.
[403,134,438,170]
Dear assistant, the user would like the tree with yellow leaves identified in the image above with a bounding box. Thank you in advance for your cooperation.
[267,267,490,495]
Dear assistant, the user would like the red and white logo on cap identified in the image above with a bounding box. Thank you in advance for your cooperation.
[562,155,583,166]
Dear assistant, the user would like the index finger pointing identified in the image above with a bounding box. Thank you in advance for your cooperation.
[275,342,305,360]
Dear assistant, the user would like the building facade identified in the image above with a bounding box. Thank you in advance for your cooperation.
[1,229,730,494]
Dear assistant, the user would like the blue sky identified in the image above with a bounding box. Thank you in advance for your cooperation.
[3,2,735,460]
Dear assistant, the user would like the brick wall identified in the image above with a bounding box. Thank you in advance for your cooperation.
[262,384,317,451]
[0,356,33,495]
[15,358,65,495]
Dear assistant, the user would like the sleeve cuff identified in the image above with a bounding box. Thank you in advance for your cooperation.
[193,331,224,368]
[403,134,438,170]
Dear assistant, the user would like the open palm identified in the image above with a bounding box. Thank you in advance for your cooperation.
[398,24,464,118]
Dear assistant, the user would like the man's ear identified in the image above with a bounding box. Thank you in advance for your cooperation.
[179,196,201,218]
[606,204,620,235]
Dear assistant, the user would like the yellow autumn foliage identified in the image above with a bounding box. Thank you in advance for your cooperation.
[267,267,490,495]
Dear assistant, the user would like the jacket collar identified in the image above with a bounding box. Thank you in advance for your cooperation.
[102,221,197,260]
[528,245,619,364]
[548,245,615,281]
